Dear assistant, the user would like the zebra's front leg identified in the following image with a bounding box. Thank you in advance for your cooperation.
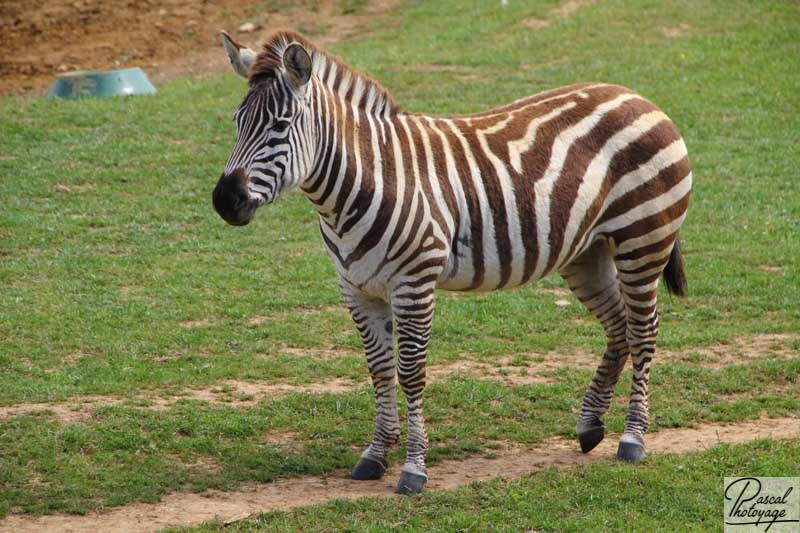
[341,282,399,480]
[392,284,435,495]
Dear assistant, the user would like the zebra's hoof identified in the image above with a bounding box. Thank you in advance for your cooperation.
[395,471,427,495]
[577,421,605,454]
[351,457,387,480]
[617,434,646,462]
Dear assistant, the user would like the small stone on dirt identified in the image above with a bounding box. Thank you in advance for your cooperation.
[238,22,258,33]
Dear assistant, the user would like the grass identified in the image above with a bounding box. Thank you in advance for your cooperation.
[0,0,799,526]
[2,364,796,515]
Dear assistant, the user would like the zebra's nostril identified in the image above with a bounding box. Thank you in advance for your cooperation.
[213,169,256,226]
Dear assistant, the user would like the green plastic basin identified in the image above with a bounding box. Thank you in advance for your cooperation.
[48,67,157,100]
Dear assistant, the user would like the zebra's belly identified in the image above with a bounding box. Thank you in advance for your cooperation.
[435,231,596,292]
[435,245,553,292]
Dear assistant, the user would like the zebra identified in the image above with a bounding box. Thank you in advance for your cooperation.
[214,30,691,495]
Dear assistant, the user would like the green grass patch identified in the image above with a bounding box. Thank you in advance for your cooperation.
[1,0,798,521]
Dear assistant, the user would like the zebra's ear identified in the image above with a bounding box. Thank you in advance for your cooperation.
[220,31,256,78]
[283,43,312,90]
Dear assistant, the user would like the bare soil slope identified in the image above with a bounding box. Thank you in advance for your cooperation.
[0,0,397,95]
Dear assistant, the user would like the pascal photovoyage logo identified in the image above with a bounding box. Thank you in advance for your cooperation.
[724,477,800,532]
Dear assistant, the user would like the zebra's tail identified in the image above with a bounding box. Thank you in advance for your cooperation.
[663,236,688,297]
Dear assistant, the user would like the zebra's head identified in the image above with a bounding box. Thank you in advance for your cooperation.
[213,32,315,226]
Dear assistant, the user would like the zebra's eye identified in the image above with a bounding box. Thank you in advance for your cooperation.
[272,120,290,132]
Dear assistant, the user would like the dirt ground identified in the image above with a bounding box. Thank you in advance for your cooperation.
[1,416,798,533]
[0,0,398,95]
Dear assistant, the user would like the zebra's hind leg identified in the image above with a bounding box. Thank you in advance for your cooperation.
[340,280,399,480]
[391,282,435,495]
[560,241,629,454]
[613,242,673,462]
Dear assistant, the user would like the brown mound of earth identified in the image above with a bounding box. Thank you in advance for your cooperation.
[0,0,398,95]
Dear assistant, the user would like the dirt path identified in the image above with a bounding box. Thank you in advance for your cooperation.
[1,333,796,425]
[0,378,360,424]
[1,416,797,533]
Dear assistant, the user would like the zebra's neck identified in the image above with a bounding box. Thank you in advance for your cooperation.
[254,31,400,234]
[301,76,402,237]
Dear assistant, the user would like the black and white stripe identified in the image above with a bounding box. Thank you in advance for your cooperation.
[215,31,692,493]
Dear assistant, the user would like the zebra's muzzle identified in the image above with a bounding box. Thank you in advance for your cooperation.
[212,169,258,226]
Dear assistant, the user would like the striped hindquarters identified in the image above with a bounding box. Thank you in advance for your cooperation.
[427,83,691,291]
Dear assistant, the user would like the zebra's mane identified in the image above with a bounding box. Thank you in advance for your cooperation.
[250,30,399,116]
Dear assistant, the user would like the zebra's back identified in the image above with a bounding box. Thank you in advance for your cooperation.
[424,83,690,292]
